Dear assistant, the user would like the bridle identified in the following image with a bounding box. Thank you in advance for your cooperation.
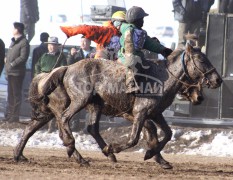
[182,50,216,87]
[166,48,216,92]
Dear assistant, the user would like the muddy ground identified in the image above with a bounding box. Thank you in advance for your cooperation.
[1,146,233,180]
[1,122,233,179]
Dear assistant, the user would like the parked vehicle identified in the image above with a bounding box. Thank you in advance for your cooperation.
[154,26,174,37]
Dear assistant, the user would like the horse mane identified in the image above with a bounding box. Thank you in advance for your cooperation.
[167,48,183,63]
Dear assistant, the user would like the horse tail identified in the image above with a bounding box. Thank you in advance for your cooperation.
[38,66,68,97]
[28,73,55,121]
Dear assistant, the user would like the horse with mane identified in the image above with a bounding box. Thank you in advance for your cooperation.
[14,43,222,169]
[14,62,204,169]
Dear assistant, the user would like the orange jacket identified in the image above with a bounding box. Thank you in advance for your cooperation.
[60,24,119,48]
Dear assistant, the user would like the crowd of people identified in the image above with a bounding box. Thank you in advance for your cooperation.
[0,1,232,129]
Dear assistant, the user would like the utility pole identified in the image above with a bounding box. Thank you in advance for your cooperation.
[80,0,83,23]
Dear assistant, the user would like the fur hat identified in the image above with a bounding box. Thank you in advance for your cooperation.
[45,36,61,45]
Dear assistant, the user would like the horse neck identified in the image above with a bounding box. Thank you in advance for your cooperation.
[164,52,185,95]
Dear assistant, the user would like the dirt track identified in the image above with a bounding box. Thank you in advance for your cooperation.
[1,146,233,179]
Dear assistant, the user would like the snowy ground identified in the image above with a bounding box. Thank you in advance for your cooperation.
[1,120,233,158]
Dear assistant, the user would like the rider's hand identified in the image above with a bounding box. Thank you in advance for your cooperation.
[161,48,173,58]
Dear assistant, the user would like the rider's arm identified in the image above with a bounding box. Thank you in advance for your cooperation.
[143,36,166,53]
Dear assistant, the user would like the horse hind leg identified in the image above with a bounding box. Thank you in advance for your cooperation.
[72,149,90,166]
[143,119,173,169]
[14,115,53,162]
[57,94,92,159]
[51,113,89,166]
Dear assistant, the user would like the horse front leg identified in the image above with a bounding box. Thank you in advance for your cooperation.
[109,111,146,153]
[144,113,172,163]
[143,119,173,169]
[14,115,53,162]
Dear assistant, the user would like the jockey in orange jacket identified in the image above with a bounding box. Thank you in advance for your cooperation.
[60,11,126,60]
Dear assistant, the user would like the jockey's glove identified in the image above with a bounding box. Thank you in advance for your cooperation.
[161,48,173,58]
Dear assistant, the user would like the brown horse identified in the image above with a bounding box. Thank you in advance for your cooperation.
[14,43,222,169]
[13,63,204,169]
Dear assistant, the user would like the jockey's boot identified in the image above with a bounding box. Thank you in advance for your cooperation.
[125,70,140,93]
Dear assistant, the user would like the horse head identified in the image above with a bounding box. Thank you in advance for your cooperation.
[178,84,204,105]
[181,43,222,89]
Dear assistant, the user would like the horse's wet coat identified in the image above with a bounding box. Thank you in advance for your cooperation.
[14,43,222,169]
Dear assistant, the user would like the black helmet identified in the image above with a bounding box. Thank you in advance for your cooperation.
[126,6,149,23]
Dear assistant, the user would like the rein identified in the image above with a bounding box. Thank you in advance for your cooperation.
[189,53,216,88]
[52,37,68,69]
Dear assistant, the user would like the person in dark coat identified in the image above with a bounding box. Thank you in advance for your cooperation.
[20,0,39,42]
[219,0,233,13]
[0,38,5,76]
[4,22,30,122]
[34,36,67,75]
[31,32,49,79]
[172,0,215,48]
[67,35,95,65]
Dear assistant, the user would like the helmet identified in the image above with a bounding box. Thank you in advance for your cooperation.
[126,6,148,23]
[111,11,126,21]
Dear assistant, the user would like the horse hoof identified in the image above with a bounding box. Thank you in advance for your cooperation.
[160,163,173,169]
[14,154,28,162]
[144,150,154,161]
[80,159,90,167]
[108,153,117,163]
[67,145,75,157]
[103,145,113,154]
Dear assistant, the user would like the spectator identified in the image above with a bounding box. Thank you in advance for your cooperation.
[35,36,67,133]
[219,0,233,13]
[172,0,215,48]
[0,38,5,76]
[67,35,95,65]
[60,11,126,61]
[3,22,30,122]
[31,32,49,79]
[20,0,39,42]
[34,36,67,75]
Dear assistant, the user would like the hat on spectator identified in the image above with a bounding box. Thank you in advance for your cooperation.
[45,36,61,45]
